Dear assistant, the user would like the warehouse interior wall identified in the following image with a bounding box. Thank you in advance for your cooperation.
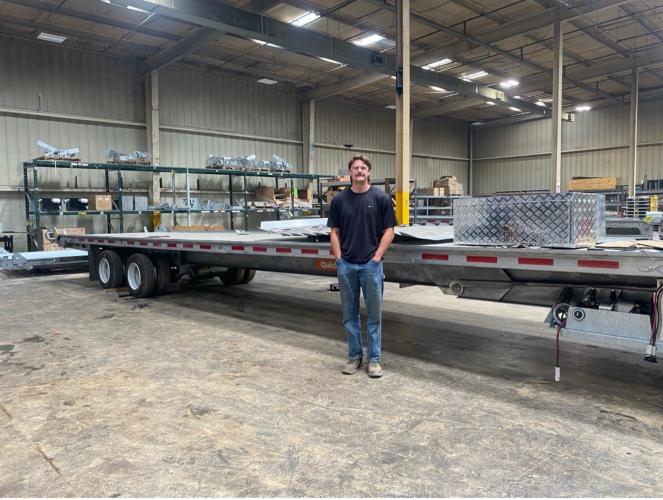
[472,99,663,195]
[0,34,468,250]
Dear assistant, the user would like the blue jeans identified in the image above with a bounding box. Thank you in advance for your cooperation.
[336,258,384,363]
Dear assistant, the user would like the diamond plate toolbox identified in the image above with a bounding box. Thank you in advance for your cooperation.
[453,193,606,248]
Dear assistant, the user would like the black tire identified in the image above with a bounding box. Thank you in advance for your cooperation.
[126,253,157,298]
[97,250,124,289]
[219,267,243,286]
[240,269,256,284]
[152,255,172,296]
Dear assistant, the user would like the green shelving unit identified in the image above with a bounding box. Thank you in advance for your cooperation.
[23,159,333,250]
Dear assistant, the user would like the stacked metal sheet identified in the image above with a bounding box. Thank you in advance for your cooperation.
[453,192,605,248]
[206,153,292,173]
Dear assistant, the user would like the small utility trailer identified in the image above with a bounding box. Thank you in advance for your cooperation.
[60,231,663,364]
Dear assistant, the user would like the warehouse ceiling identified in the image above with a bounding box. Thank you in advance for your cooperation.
[2,0,663,124]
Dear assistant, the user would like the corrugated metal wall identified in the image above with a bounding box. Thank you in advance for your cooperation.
[473,99,663,194]
[1,35,469,249]
[314,99,469,187]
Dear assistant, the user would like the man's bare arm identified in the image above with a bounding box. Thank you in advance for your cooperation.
[373,227,394,262]
[330,227,342,259]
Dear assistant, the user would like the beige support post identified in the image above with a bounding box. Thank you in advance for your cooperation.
[301,100,315,174]
[551,22,563,193]
[146,71,160,205]
[630,68,639,197]
[395,0,411,225]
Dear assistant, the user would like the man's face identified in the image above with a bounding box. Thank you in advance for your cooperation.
[349,160,371,183]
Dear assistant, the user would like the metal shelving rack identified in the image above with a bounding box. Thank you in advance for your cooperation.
[23,159,333,250]
[410,194,464,224]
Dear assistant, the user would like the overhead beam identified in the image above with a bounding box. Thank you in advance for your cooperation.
[144,27,221,72]
[389,0,630,67]
[518,48,663,94]
[3,0,180,41]
[412,98,484,119]
[100,0,549,116]
[621,4,663,44]
[309,0,627,103]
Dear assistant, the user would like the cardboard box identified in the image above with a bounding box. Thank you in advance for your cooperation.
[325,190,341,203]
[297,188,313,202]
[41,227,86,251]
[255,186,275,201]
[336,175,351,183]
[89,195,113,211]
[568,177,619,191]
[434,176,463,195]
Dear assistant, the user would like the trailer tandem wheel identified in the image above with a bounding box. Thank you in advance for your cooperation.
[126,254,157,298]
[97,250,124,289]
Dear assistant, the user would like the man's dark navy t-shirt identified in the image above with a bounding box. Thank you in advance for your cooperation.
[327,186,397,263]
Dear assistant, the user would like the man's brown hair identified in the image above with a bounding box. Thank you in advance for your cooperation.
[347,154,372,171]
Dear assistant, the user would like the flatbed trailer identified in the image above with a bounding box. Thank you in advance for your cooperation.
[60,231,663,363]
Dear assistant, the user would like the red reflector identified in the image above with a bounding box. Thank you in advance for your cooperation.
[232,245,244,251]
[127,241,136,245]
[152,242,160,247]
[253,246,267,252]
[577,259,620,269]
[139,241,149,246]
[301,248,318,255]
[167,243,177,248]
[199,244,211,250]
[276,247,292,253]
[183,243,194,249]
[518,257,553,266]
[467,255,497,264]
[422,253,448,261]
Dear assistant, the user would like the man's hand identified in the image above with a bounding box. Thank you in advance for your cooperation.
[372,255,382,263]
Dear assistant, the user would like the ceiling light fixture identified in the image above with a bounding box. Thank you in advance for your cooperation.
[463,70,488,80]
[290,11,320,27]
[499,79,519,89]
[575,104,592,112]
[535,101,547,107]
[421,58,453,71]
[471,122,484,126]
[486,101,496,106]
[319,57,341,64]
[385,104,397,109]
[127,5,150,13]
[37,32,67,44]
[509,106,521,112]
[429,86,447,92]
[257,78,278,85]
[513,95,521,99]
[353,34,385,46]
[251,39,283,49]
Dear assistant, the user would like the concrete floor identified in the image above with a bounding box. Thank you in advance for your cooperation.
[1,269,663,497]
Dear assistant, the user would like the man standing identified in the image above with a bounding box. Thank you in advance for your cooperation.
[327,155,397,378]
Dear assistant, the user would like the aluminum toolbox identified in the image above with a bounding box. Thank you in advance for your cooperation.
[453,192,605,248]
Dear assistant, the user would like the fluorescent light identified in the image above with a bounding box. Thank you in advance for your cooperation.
[385,104,397,109]
[353,34,384,46]
[535,101,547,107]
[429,86,447,92]
[499,79,519,89]
[319,57,341,64]
[290,11,320,27]
[390,76,397,80]
[421,58,452,71]
[575,104,592,112]
[513,95,521,99]
[509,106,521,112]
[127,5,149,13]
[486,101,496,106]
[37,32,66,44]
[257,78,278,85]
[463,70,488,80]
[471,122,484,126]
[251,39,282,49]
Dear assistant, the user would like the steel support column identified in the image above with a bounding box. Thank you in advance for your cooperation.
[395,0,410,225]
[551,23,563,193]
[146,71,161,205]
[469,127,474,196]
[630,68,640,197]
[301,100,315,175]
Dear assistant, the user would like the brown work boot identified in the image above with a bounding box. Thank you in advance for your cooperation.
[342,358,362,375]
[367,362,382,378]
